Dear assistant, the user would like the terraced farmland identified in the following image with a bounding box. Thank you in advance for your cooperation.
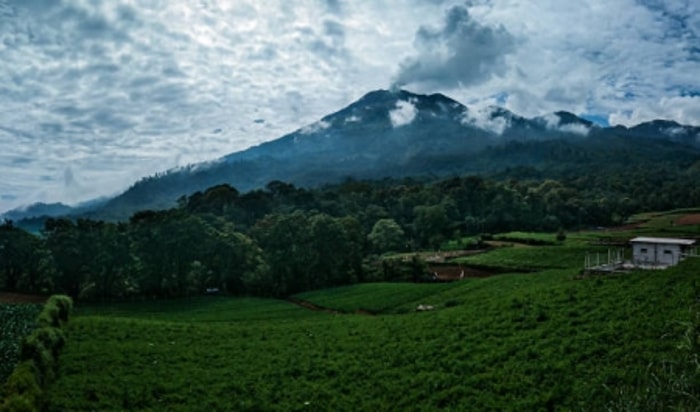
[37,217,700,411]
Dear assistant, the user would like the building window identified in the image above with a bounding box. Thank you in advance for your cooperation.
[640,248,648,253]
[663,250,672,254]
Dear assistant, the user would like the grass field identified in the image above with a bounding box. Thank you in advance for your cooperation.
[43,213,700,411]
[293,282,456,314]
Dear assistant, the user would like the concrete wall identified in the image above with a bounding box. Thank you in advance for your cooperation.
[632,242,682,267]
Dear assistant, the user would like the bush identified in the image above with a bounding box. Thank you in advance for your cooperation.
[3,361,40,398]
[19,335,55,385]
[556,229,566,242]
[47,296,73,326]
[35,305,60,328]
[1,361,41,412]
[0,394,38,412]
[36,295,72,329]
[0,304,40,388]
[33,328,65,358]
[1,295,73,412]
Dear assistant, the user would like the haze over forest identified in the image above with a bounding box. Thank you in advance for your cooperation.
[1,0,699,213]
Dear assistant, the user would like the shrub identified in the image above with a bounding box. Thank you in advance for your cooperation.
[556,229,566,242]
[1,361,41,412]
[36,295,72,328]
[19,335,54,385]
[0,304,40,388]
[35,305,60,329]
[46,296,73,325]
[0,394,38,412]
[33,328,65,358]
[1,295,72,412]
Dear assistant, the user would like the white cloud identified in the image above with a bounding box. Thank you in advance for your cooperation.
[559,123,591,136]
[609,95,700,127]
[664,126,685,136]
[461,106,510,135]
[299,120,331,135]
[389,99,418,127]
[539,113,590,136]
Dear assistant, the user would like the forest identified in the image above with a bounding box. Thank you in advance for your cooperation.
[1,166,700,301]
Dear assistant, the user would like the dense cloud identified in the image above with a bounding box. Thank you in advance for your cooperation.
[393,5,515,89]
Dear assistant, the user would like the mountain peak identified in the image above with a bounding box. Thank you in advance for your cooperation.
[553,111,594,127]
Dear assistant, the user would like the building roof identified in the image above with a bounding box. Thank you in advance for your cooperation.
[630,237,696,246]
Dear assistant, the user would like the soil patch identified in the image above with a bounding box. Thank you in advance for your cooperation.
[287,298,373,316]
[422,249,489,263]
[676,214,700,225]
[0,292,47,304]
[428,265,496,281]
[605,222,645,232]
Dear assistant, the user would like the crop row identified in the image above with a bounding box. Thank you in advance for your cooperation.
[0,303,41,385]
[44,257,700,410]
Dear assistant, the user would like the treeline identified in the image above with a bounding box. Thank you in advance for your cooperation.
[1,171,699,300]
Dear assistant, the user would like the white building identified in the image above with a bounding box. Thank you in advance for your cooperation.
[630,237,697,268]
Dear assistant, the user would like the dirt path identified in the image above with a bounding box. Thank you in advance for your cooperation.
[428,265,496,281]
[287,298,374,316]
[0,292,47,304]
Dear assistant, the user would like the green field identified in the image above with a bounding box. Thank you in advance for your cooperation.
[293,282,456,314]
[42,217,700,411]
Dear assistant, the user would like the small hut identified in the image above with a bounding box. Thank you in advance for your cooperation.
[630,237,696,268]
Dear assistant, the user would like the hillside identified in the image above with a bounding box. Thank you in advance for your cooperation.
[23,88,696,222]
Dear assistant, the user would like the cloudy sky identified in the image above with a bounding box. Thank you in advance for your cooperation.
[1,0,699,212]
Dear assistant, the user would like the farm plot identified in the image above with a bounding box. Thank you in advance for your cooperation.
[676,213,700,225]
[0,303,41,385]
[45,257,700,411]
[293,282,456,314]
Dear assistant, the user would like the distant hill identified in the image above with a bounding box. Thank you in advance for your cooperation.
[1,202,73,222]
[1,198,110,232]
[11,89,700,222]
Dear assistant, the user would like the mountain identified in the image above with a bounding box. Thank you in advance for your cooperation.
[1,202,73,222]
[15,89,700,222]
[1,197,110,225]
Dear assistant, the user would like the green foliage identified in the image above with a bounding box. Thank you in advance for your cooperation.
[0,305,40,386]
[603,285,700,411]
[37,295,72,329]
[41,258,700,411]
[293,282,455,313]
[78,296,324,323]
[2,296,72,411]
[0,221,49,293]
[367,218,405,253]
[20,333,56,385]
[0,393,38,412]
[2,361,41,404]
[249,211,362,296]
[4,173,700,302]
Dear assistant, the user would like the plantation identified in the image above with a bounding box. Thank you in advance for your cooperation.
[35,214,700,411]
[0,303,40,385]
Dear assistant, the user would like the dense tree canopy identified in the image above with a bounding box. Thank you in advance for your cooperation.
[1,165,699,300]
